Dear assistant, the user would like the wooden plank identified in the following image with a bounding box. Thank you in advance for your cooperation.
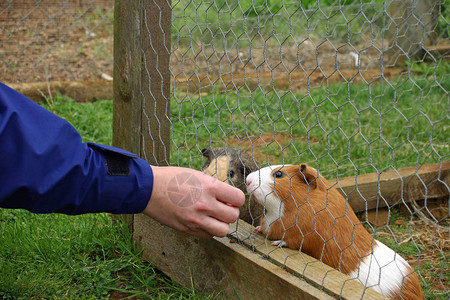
[133,214,383,299]
[134,214,355,300]
[335,162,450,212]
[172,67,404,94]
[140,0,172,166]
[387,0,440,64]
[7,80,113,103]
[112,0,144,228]
[425,41,450,57]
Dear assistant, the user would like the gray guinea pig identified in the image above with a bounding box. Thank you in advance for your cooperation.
[201,147,263,225]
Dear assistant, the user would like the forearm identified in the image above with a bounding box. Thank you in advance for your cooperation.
[0,82,152,215]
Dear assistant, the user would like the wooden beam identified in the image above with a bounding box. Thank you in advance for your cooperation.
[140,0,172,166]
[425,41,450,57]
[335,162,450,212]
[112,0,144,228]
[133,214,383,299]
[7,80,113,103]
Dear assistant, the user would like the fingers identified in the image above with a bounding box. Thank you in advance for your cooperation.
[179,210,231,238]
[195,218,230,238]
[207,200,240,224]
[146,166,244,239]
[189,173,243,235]
[206,176,245,208]
[205,219,230,237]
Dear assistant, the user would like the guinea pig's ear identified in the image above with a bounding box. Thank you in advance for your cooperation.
[299,164,317,189]
[241,165,254,178]
[241,154,259,176]
[201,148,212,162]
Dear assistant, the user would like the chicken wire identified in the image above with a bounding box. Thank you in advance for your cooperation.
[137,0,449,298]
[0,0,114,83]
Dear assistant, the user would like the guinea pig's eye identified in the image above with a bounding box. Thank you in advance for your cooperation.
[228,170,235,178]
[273,170,284,178]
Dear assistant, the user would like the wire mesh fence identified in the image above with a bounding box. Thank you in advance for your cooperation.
[0,0,113,83]
[147,0,448,298]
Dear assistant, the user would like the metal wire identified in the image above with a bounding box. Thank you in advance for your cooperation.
[161,0,449,298]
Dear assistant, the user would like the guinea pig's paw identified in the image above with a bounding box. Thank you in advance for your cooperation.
[271,240,287,248]
[254,226,263,233]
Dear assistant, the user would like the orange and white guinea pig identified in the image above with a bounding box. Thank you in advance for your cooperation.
[246,164,423,300]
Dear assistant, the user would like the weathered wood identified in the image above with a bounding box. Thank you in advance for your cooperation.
[134,213,382,299]
[140,0,172,166]
[173,67,404,94]
[425,41,450,57]
[231,220,385,299]
[335,162,450,212]
[388,0,440,64]
[112,0,144,228]
[7,80,113,102]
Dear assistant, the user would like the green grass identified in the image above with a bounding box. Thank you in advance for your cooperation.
[0,96,221,299]
[421,260,450,300]
[43,95,114,146]
[1,73,447,298]
[171,0,388,50]
[171,74,449,179]
[42,95,113,145]
[0,210,217,299]
[171,0,449,49]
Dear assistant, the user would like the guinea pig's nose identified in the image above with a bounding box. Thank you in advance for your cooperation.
[246,178,253,186]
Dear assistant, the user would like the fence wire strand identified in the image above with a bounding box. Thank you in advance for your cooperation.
[161,1,449,298]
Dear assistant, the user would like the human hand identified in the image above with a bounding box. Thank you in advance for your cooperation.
[142,166,245,238]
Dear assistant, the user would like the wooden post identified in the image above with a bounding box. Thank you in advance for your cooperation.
[140,0,172,166]
[387,0,440,65]
[112,0,144,229]
[112,0,171,228]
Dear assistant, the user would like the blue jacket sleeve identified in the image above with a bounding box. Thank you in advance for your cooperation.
[0,82,153,215]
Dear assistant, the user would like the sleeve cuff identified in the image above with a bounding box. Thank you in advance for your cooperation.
[86,143,154,214]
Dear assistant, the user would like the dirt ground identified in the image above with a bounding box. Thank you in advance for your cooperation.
[0,1,114,84]
[1,1,404,96]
